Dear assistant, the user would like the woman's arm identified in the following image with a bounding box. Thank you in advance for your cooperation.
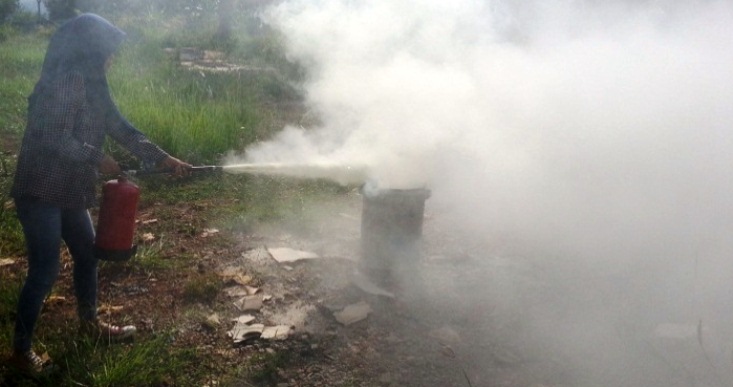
[105,105,191,175]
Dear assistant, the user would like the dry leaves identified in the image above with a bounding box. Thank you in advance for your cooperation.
[201,228,220,238]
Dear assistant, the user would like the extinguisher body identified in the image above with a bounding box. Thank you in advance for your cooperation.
[94,176,140,261]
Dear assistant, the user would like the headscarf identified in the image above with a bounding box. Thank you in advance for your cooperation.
[30,13,127,119]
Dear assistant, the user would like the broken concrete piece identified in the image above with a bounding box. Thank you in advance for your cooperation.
[267,247,319,263]
[334,301,372,326]
[234,295,263,312]
[228,323,265,343]
[223,286,250,298]
[245,285,261,295]
[261,325,294,340]
[232,315,256,324]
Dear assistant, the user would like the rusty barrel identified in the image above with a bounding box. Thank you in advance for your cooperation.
[360,187,430,285]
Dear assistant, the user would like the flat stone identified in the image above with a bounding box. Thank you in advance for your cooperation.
[261,325,294,340]
[234,295,263,312]
[334,301,372,326]
[268,247,319,263]
[228,323,264,343]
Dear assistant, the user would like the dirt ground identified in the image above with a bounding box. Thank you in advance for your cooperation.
[6,185,560,387]
[174,190,563,387]
[6,174,730,386]
[151,187,733,387]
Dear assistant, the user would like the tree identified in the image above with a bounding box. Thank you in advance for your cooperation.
[214,0,234,43]
[43,0,75,22]
[0,0,19,23]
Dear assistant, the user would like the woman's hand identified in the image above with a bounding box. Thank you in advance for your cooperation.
[99,155,122,175]
[159,156,192,177]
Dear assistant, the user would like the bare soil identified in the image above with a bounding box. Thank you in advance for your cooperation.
[2,185,568,386]
[129,191,564,387]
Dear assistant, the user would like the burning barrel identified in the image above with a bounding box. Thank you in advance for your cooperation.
[360,186,431,286]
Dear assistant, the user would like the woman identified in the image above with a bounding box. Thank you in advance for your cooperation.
[9,13,190,373]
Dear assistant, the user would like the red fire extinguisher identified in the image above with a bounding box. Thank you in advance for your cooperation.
[94,176,140,261]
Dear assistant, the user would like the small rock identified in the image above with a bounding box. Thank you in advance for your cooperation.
[334,301,372,326]
[261,325,293,340]
[234,295,263,312]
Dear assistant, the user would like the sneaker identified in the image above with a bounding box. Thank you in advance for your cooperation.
[8,350,54,375]
[82,319,137,341]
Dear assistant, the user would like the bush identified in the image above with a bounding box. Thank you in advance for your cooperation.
[0,23,10,42]
[43,0,75,22]
[0,0,18,24]
[9,10,37,32]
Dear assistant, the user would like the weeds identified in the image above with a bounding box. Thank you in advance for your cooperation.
[128,235,178,272]
[246,351,291,384]
[182,272,221,305]
[53,330,199,386]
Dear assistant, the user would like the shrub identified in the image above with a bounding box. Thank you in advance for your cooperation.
[0,0,18,24]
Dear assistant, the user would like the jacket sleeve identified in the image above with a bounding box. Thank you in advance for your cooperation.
[37,72,105,165]
[104,102,170,165]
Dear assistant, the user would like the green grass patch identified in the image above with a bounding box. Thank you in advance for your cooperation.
[98,235,185,276]
[0,203,24,257]
[106,41,265,165]
[0,34,45,137]
[0,273,21,342]
[244,351,291,385]
[0,154,24,257]
[53,331,201,386]
[1,303,206,385]
[182,272,221,305]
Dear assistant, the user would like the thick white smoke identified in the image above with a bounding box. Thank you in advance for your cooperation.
[243,0,733,385]
[248,0,733,261]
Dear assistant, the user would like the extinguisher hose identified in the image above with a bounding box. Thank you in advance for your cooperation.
[122,165,223,177]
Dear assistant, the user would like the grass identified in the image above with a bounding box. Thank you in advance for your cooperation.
[105,235,183,274]
[0,33,45,137]
[182,272,222,305]
[246,351,291,384]
[106,32,292,165]
[53,331,197,386]
[0,155,23,258]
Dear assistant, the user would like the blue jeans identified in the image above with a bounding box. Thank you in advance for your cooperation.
[13,197,98,353]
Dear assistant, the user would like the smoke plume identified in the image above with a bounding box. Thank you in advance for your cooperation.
[241,0,733,385]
